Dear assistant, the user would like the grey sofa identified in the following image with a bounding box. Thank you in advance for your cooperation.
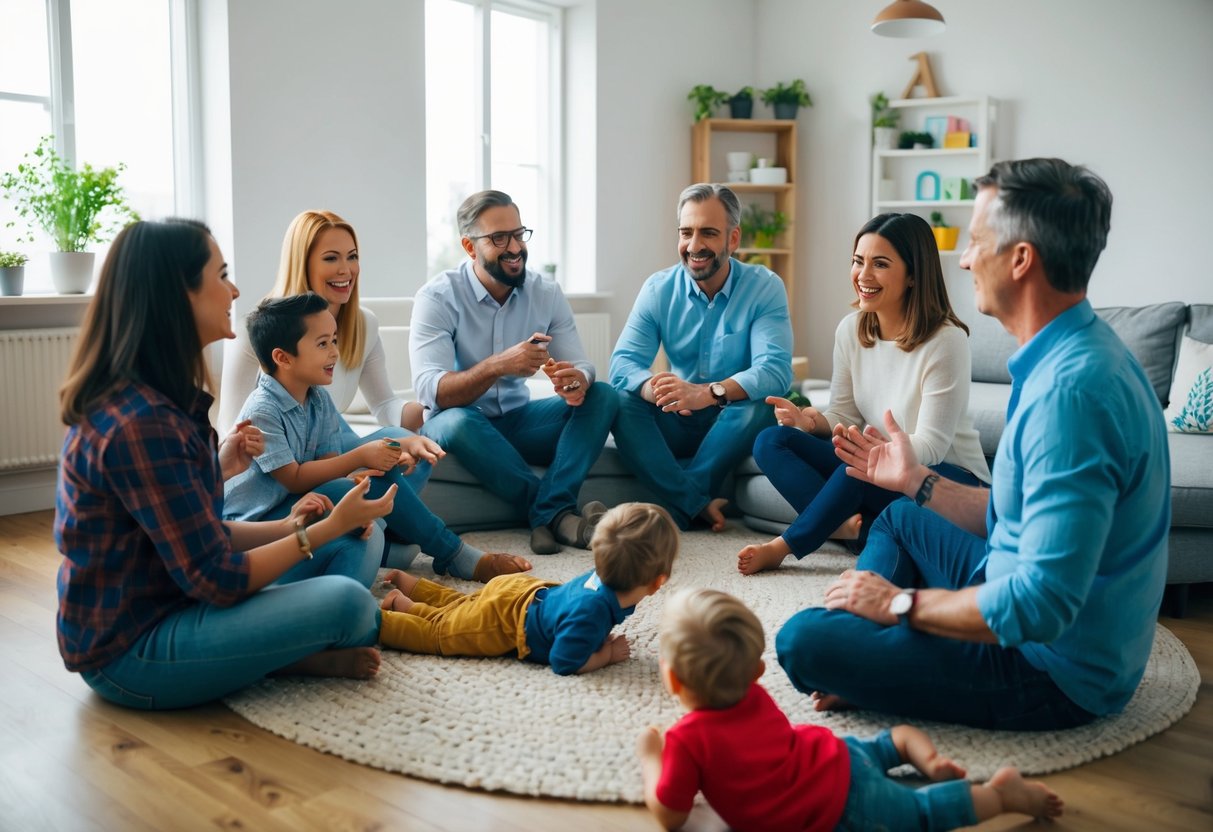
[399,303,1211,612]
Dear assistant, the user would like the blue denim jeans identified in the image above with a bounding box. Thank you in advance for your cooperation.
[837,730,977,832]
[260,491,385,588]
[776,501,1097,730]
[419,381,618,529]
[611,390,773,528]
[753,425,983,557]
[80,576,381,710]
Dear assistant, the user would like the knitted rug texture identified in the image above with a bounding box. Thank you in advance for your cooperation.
[224,526,1200,803]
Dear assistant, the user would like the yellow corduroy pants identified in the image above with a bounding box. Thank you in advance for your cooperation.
[379,574,558,659]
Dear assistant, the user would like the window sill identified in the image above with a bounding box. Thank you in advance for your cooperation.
[0,293,94,306]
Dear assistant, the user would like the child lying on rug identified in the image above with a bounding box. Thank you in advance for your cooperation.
[378,502,678,675]
[636,588,1065,832]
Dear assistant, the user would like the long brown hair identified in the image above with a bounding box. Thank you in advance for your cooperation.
[852,213,968,351]
[60,219,214,424]
[270,210,365,368]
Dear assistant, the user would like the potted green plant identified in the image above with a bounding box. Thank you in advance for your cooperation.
[761,79,812,120]
[740,204,788,249]
[898,131,935,150]
[729,86,755,120]
[930,211,959,251]
[0,249,28,296]
[687,84,730,123]
[871,91,900,149]
[1,135,139,294]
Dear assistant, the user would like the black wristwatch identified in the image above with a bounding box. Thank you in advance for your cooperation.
[914,474,940,507]
[709,382,728,408]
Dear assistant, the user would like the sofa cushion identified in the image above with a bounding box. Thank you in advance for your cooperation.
[1163,335,1213,433]
[1169,432,1213,528]
[969,381,1010,459]
[1095,302,1187,405]
[1186,304,1213,342]
[968,314,1017,384]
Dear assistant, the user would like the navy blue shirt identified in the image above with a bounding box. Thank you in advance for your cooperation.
[524,570,633,675]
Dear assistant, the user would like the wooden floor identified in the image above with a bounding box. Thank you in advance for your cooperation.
[2,509,1210,832]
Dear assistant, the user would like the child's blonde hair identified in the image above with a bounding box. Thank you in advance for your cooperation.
[592,502,678,591]
[660,588,764,709]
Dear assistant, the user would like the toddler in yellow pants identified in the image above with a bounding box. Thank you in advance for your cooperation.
[379,502,678,675]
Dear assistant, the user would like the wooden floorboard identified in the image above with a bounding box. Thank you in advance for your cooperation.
[2,509,1210,831]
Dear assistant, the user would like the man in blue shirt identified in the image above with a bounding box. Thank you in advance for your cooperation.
[411,191,618,555]
[777,158,1170,730]
[609,183,793,530]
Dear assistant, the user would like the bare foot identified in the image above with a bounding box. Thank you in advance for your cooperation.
[699,498,728,532]
[472,552,533,583]
[831,513,863,541]
[921,753,967,782]
[988,767,1064,819]
[737,538,792,575]
[810,691,854,712]
[383,568,419,596]
[381,588,414,613]
[277,647,381,679]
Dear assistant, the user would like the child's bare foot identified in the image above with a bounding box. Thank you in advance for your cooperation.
[988,767,1064,819]
[737,539,792,575]
[810,691,855,712]
[921,753,967,782]
[699,498,728,532]
[831,513,863,541]
[472,552,532,583]
[383,568,419,596]
[277,647,381,679]
[381,588,414,613]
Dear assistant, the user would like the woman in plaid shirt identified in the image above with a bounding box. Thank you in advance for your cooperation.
[55,219,396,709]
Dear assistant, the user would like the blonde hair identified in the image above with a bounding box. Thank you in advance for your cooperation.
[592,502,679,591]
[660,588,763,709]
[270,209,365,368]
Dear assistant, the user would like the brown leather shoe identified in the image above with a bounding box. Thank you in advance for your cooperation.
[472,553,533,583]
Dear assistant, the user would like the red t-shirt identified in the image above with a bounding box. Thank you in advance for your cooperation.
[655,683,850,832]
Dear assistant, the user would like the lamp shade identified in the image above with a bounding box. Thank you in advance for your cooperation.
[871,0,946,38]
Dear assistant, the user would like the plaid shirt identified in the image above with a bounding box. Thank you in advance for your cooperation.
[55,382,250,672]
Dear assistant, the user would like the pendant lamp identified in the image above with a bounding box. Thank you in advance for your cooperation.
[871,0,946,38]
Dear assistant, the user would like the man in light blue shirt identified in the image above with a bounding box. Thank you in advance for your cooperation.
[777,158,1170,730]
[609,183,793,530]
[411,190,618,555]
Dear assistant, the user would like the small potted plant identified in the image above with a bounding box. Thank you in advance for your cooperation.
[1,135,139,294]
[871,91,900,149]
[687,84,730,123]
[930,211,959,251]
[0,249,28,296]
[728,86,755,119]
[898,131,935,150]
[741,204,789,249]
[761,79,812,120]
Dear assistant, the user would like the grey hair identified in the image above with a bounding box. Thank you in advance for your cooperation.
[677,183,742,231]
[974,158,1112,294]
[456,190,516,237]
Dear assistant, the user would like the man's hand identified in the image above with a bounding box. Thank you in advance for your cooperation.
[834,410,925,497]
[218,419,264,481]
[766,395,825,433]
[396,434,445,475]
[648,372,709,416]
[822,569,900,626]
[543,359,588,406]
[495,332,552,378]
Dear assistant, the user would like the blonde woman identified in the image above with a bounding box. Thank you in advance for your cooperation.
[221,210,530,583]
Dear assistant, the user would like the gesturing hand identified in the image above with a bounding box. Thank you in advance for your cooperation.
[765,396,824,433]
[834,409,918,497]
[328,476,397,535]
[285,492,333,528]
[218,419,265,481]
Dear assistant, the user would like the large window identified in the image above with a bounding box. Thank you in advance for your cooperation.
[0,0,190,294]
[425,0,562,281]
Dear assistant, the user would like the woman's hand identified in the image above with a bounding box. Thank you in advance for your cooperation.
[282,492,333,533]
[765,396,823,434]
[218,419,264,480]
[326,477,397,535]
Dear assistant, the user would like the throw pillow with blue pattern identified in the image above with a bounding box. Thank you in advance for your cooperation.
[1164,336,1213,434]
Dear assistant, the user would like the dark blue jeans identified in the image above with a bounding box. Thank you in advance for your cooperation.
[776,500,1097,730]
[753,425,982,557]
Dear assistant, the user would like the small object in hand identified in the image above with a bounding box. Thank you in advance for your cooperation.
[563,380,582,392]
[542,357,558,378]
[384,439,401,449]
[530,336,548,344]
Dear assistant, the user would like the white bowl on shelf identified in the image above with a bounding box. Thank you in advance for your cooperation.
[726,151,753,171]
[748,166,787,185]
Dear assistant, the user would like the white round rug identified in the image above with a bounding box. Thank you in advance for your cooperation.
[224,526,1200,803]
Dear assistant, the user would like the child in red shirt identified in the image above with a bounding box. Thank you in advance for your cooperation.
[636,588,1064,831]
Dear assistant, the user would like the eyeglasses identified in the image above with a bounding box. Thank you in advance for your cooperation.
[469,227,533,248]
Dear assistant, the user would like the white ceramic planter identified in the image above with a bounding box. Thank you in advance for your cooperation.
[49,251,96,294]
[0,266,25,296]
[874,127,898,150]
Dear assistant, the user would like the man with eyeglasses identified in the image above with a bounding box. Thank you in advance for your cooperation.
[410,190,618,556]
[609,183,793,531]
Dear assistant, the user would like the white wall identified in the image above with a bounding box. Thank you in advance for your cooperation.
[209,0,427,317]
[751,0,1213,374]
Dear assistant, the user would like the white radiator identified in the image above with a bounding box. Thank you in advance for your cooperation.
[573,312,612,377]
[0,328,76,472]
